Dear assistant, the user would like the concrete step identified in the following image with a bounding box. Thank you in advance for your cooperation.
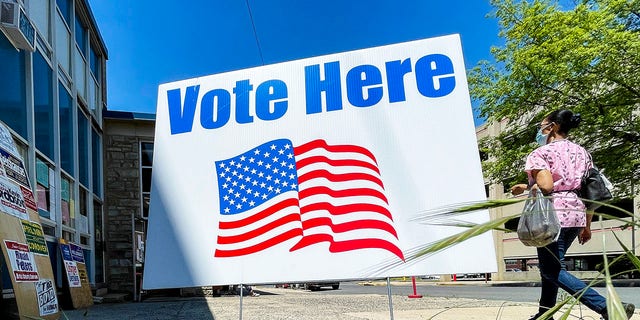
[102,293,129,303]
[94,287,108,297]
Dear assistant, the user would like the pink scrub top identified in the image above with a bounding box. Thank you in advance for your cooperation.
[525,139,591,227]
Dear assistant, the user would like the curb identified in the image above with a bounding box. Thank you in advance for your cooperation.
[358,279,640,288]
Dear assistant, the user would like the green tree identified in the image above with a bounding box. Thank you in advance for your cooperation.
[470,0,640,197]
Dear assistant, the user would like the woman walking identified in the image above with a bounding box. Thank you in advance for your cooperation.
[511,110,634,320]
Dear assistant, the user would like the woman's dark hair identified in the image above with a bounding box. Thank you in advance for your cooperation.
[545,109,581,135]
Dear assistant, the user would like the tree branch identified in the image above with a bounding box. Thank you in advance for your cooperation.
[524,64,584,104]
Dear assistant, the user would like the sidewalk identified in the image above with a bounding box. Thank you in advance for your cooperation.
[58,285,623,320]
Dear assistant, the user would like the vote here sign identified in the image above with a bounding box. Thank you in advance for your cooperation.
[144,34,496,289]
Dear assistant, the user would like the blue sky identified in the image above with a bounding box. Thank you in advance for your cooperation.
[89,0,501,122]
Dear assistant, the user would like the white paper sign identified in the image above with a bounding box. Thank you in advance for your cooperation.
[35,279,59,316]
[0,122,19,157]
[48,168,56,222]
[78,214,89,234]
[144,34,496,289]
[4,240,38,282]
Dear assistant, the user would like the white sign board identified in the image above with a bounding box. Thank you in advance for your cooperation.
[144,34,496,289]
[35,279,59,316]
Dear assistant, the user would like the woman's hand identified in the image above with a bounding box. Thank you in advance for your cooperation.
[510,184,528,195]
[511,183,529,196]
[579,227,592,244]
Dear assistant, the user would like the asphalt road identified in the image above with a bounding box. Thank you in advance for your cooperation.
[310,281,640,307]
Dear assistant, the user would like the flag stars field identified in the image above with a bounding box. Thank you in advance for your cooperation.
[216,143,300,215]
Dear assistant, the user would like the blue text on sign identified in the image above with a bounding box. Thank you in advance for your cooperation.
[167,54,456,135]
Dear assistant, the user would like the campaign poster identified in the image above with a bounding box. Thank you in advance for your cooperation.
[60,243,72,261]
[63,261,81,288]
[0,148,30,188]
[144,34,497,289]
[0,176,28,220]
[20,185,37,211]
[35,279,59,316]
[69,243,85,263]
[21,220,49,256]
[4,240,38,282]
[60,243,81,287]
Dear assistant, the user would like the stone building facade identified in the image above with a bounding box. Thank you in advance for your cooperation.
[103,111,154,299]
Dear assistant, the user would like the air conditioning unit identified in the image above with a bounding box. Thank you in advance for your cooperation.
[0,0,35,52]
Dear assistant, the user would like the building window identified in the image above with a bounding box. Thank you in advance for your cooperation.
[62,230,74,242]
[89,44,100,78]
[61,175,74,227]
[74,13,86,55]
[59,82,74,175]
[74,9,88,100]
[93,199,104,283]
[28,0,51,42]
[15,142,29,176]
[0,33,27,139]
[42,224,56,237]
[55,10,71,75]
[36,157,52,219]
[88,76,98,112]
[140,142,153,218]
[88,44,101,112]
[91,128,102,197]
[34,50,54,160]
[78,187,89,234]
[74,47,86,99]
[78,109,89,186]
[56,0,71,23]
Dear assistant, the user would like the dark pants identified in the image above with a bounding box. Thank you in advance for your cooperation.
[536,227,607,315]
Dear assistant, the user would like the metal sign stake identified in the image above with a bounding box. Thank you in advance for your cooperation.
[387,277,395,320]
[239,284,244,320]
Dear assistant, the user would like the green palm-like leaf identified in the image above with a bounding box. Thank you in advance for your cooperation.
[611,232,640,271]
[409,215,518,261]
[374,196,639,274]
[536,295,574,320]
[603,246,627,320]
[411,198,525,221]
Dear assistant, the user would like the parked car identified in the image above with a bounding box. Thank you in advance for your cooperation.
[305,282,340,291]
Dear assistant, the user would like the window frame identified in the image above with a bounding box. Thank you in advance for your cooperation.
[140,141,154,219]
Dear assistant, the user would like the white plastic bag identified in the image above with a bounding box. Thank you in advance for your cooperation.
[517,190,561,247]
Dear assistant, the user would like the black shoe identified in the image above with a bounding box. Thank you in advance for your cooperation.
[600,302,635,320]
[625,303,635,319]
[528,313,554,320]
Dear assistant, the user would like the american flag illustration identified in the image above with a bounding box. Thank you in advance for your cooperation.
[214,139,404,261]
